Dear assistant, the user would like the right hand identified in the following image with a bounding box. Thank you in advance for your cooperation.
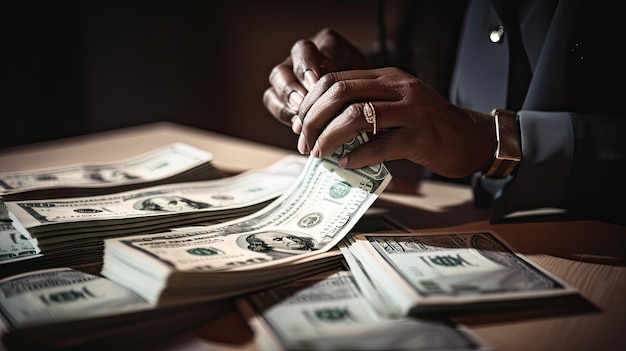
[263,28,367,134]
[296,67,496,179]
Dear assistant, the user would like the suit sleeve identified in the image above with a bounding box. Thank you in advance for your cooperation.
[478,111,626,225]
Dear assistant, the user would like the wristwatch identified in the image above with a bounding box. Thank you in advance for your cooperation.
[483,109,521,179]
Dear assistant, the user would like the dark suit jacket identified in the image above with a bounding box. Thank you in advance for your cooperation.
[449,0,626,224]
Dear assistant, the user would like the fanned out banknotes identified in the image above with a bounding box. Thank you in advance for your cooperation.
[0,267,232,351]
[1,155,307,276]
[237,269,490,351]
[101,134,392,306]
[340,231,579,317]
[0,143,223,201]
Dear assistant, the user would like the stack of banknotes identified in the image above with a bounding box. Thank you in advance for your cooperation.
[0,267,233,350]
[0,266,491,351]
[0,143,223,201]
[237,268,491,350]
[340,231,579,317]
[0,143,306,276]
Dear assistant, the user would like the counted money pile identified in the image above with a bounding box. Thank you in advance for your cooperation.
[0,143,223,201]
[1,155,307,275]
[0,142,222,268]
[101,134,392,306]
[340,231,579,317]
[0,267,232,350]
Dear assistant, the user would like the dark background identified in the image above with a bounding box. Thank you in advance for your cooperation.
[2,0,465,154]
[2,0,382,150]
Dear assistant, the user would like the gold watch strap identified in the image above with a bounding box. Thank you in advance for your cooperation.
[483,109,521,179]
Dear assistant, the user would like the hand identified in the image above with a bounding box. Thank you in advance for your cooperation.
[297,67,497,179]
[263,28,367,134]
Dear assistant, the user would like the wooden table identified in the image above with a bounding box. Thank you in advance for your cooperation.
[1,122,624,351]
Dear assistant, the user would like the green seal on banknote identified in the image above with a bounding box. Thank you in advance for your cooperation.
[329,181,351,199]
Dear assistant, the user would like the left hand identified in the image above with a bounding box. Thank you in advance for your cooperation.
[263,28,366,135]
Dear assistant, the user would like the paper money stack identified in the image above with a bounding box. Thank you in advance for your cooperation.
[1,143,220,267]
[0,143,223,201]
[101,134,392,306]
[0,267,232,351]
[340,231,579,317]
[237,269,489,350]
[0,143,307,276]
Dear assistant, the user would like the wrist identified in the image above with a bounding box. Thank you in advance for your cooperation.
[462,108,498,175]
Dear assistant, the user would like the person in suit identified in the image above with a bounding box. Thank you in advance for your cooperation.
[263,0,626,225]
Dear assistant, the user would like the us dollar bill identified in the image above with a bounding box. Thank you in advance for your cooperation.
[0,143,221,200]
[237,269,488,350]
[101,134,392,304]
[342,231,579,316]
[5,155,307,236]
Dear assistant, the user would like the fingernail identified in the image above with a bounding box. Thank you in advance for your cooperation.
[338,156,348,168]
[288,91,303,111]
[297,133,309,154]
[291,116,302,134]
[304,70,318,89]
[310,140,320,158]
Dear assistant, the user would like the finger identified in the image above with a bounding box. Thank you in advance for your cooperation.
[338,133,392,168]
[302,69,394,114]
[337,129,417,169]
[263,87,299,129]
[310,101,389,158]
[269,61,307,112]
[299,70,401,154]
[310,28,364,71]
[291,116,302,134]
[291,39,336,91]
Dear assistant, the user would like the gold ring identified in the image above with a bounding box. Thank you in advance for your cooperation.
[363,101,377,134]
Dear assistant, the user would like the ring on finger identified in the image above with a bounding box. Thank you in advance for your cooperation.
[363,101,377,135]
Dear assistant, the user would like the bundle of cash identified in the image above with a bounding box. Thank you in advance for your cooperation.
[340,231,579,317]
[0,267,231,351]
[2,155,307,274]
[237,269,489,350]
[101,134,392,306]
[0,143,223,201]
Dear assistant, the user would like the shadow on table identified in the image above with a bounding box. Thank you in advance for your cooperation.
[425,294,600,327]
